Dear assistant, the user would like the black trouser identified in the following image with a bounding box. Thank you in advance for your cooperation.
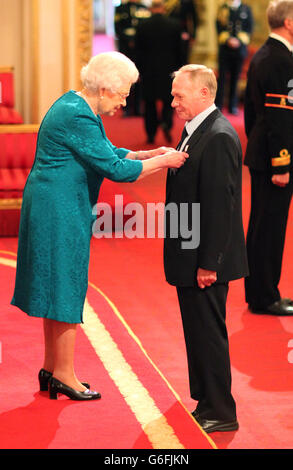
[215,48,244,112]
[245,169,293,309]
[176,283,237,421]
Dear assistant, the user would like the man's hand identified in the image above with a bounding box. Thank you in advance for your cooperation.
[271,172,290,187]
[197,268,217,289]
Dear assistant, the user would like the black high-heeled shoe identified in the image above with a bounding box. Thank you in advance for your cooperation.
[39,368,53,391]
[38,369,90,392]
[48,377,101,401]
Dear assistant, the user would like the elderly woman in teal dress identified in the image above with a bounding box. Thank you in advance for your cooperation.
[11,51,188,401]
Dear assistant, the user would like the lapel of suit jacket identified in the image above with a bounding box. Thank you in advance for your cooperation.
[185,109,221,153]
[166,109,221,200]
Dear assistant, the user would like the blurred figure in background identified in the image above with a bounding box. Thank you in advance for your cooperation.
[136,0,183,143]
[215,0,253,115]
[164,0,198,63]
[114,0,151,115]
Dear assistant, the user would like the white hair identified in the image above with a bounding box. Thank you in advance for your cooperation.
[80,51,139,93]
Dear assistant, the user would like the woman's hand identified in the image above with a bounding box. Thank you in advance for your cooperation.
[148,146,175,158]
[164,150,189,168]
[128,147,176,160]
[137,150,188,180]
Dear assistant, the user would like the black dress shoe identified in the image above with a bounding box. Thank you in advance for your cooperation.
[196,416,239,433]
[48,377,101,401]
[191,409,200,420]
[38,369,90,392]
[249,298,293,316]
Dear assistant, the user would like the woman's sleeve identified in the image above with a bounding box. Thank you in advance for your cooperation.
[66,113,142,182]
[105,137,130,159]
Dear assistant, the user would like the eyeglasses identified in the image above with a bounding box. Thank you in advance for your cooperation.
[116,91,130,100]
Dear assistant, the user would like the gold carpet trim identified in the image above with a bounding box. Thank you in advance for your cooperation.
[0,256,16,268]
[82,298,184,449]
[89,282,217,449]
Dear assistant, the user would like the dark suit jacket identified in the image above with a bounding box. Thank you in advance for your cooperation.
[164,109,248,286]
[135,13,183,100]
[244,37,293,174]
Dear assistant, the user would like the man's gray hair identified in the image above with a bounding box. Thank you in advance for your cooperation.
[173,64,218,98]
[267,0,293,29]
[81,51,139,93]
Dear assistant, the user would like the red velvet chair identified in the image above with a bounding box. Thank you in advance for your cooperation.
[0,66,39,236]
[0,124,39,236]
[0,66,23,124]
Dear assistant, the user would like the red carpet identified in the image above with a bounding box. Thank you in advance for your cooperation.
[0,249,214,450]
[1,108,293,450]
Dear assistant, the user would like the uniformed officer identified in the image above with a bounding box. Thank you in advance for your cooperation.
[164,0,198,63]
[215,0,253,115]
[244,0,293,316]
[135,0,183,143]
[114,1,151,115]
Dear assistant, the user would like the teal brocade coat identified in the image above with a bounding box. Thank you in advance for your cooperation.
[11,91,142,323]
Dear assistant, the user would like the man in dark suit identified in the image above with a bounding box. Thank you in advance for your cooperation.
[215,0,253,115]
[244,0,293,316]
[164,64,248,433]
[135,0,183,143]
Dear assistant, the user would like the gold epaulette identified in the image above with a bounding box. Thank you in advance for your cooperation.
[217,6,230,27]
[271,149,291,167]
[164,0,180,16]
[218,31,230,45]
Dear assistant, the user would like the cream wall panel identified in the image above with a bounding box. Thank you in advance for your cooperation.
[0,0,23,116]
[38,0,64,120]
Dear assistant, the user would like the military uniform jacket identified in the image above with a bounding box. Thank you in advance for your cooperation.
[164,0,198,38]
[164,109,248,286]
[216,2,253,57]
[244,37,293,174]
[114,2,151,54]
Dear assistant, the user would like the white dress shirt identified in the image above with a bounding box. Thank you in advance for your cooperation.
[178,104,217,152]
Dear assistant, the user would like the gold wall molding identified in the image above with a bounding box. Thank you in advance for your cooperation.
[0,199,23,210]
[31,0,40,124]
[75,0,93,90]
[0,124,39,134]
[244,0,270,47]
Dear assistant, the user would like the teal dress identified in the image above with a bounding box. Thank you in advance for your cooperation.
[11,91,142,323]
